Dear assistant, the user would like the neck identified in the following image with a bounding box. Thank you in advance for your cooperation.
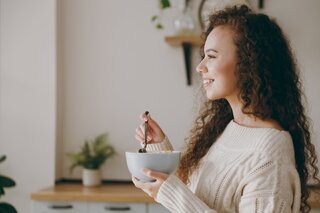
[226,96,258,127]
[226,96,283,130]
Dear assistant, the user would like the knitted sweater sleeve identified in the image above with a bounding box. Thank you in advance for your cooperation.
[145,135,173,152]
[156,175,216,213]
[156,159,300,213]
[238,159,301,213]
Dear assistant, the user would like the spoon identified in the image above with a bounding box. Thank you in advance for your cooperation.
[138,111,149,153]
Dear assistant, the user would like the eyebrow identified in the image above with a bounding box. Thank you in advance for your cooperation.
[205,49,218,53]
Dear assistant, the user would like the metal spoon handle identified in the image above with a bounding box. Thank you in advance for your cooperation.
[144,111,149,148]
[138,111,149,153]
[144,111,149,146]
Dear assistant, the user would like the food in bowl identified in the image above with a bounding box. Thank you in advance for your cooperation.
[125,151,181,182]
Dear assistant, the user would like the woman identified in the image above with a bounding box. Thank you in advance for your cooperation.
[133,5,319,213]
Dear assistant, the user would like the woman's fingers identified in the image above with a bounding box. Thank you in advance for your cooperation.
[132,176,140,186]
[131,169,168,199]
[135,135,144,144]
[142,168,168,181]
[135,128,152,145]
[137,112,165,143]
[136,127,144,138]
[140,112,150,122]
[137,125,152,140]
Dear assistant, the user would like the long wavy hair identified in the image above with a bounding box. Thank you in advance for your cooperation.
[177,5,319,212]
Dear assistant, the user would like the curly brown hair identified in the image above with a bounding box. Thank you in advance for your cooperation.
[177,5,319,212]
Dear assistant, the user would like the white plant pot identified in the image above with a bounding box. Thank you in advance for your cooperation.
[82,168,101,187]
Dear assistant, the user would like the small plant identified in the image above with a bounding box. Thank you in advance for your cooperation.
[151,0,171,29]
[0,155,17,213]
[152,0,194,30]
[68,133,116,173]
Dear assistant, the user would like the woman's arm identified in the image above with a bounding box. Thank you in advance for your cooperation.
[146,135,174,152]
[156,175,216,213]
[155,161,300,213]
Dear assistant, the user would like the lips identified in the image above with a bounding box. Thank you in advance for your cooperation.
[203,79,214,87]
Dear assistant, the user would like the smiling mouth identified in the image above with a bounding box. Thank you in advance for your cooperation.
[203,79,214,87]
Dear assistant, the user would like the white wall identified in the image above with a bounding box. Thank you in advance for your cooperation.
[58,0,199,180]
[58,0,320,181]
[0,0,56,211]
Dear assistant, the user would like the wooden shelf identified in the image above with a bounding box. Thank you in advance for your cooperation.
[165,35,202,46]
[164,35,202,86]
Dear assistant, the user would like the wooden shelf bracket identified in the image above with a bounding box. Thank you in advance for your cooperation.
[182,42,192,85]
[165,35,202,86]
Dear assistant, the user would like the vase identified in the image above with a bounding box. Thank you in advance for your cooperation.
[173,0,195,35]
[82,168,101,187]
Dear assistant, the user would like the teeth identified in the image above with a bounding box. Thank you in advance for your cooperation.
[203,79,214,84]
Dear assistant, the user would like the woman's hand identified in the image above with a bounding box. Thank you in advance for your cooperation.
[135,112,165,145]
[132,168,169,199]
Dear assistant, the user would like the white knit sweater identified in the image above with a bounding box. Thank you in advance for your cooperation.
[146,120,301,213]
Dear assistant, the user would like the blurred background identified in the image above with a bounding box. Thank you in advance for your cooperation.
[0,0,319,212]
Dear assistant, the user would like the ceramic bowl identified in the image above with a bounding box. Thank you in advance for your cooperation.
[125,151,181,182]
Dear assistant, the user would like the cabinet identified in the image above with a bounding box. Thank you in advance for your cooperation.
[33,201,87,213]
[33,201,169,213]
[88,202,146,213]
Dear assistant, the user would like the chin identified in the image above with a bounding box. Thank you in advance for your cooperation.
[206,91,225,101]
[206,94,220,100]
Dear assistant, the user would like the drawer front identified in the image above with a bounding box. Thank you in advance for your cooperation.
[148,204,170,213]
[88,202,147,213]
[33,201,87,213]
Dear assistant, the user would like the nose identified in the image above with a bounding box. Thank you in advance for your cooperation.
[196,59,207,73]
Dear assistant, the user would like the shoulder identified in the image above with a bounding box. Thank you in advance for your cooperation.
[217,121,294,161]
[256,130,295,163]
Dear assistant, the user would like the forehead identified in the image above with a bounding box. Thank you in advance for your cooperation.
[204,25,236,51]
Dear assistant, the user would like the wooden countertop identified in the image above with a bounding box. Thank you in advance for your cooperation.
[31,183,155,203]
[308,187,320,208]
[31,183,320,207]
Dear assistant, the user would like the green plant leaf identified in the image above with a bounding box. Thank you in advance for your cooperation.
[151,15,158,22]
[0,187,5,197]
[0,155,6,163]
[0,176,15,188]
[160,0,171,9]
[67,133,116,171]
[95,133,107,144]
[0,202,18,213]
[69,162,80,174]
[82,141,90,156]
[156,23,164,29]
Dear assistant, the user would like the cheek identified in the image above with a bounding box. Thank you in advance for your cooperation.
[216,62,238,90]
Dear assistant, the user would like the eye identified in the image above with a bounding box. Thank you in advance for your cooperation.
[207,55,216,59]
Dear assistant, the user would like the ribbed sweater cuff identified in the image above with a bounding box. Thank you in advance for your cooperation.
[146,135,173,152]
[156,175,215,213]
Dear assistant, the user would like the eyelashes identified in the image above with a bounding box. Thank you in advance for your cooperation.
[207,55,216,59]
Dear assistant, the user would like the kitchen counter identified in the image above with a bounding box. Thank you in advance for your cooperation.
[31,183,154,203]
[31,183,320,207]
[308,186,320,208]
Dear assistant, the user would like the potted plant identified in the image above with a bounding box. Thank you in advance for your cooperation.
[68,133,116,187]
[0,155,17,213]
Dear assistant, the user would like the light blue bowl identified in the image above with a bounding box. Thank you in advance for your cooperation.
[125,151,181,182]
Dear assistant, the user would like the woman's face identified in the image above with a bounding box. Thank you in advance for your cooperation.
[197,25,239,101]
